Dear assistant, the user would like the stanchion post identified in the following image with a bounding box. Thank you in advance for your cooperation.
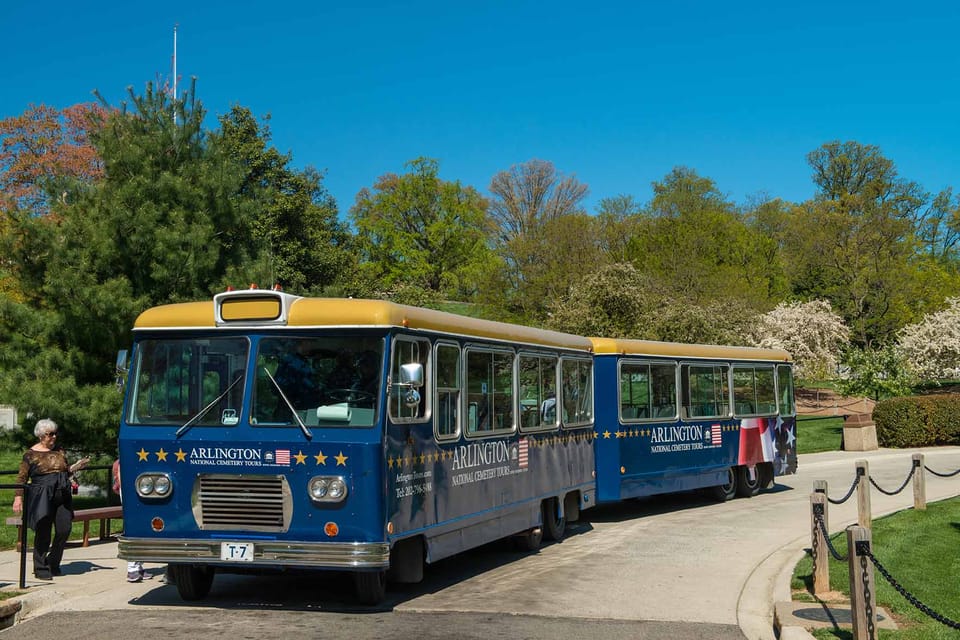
[912,453,926,511]
[810,492,829,594]
[847,526,876,640]
[856,460,871,527]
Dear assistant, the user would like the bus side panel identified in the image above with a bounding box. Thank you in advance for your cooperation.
[386,420,595,559]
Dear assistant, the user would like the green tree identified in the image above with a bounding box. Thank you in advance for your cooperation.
[215,106,351,294]
[838,345,915,401]
[627,167,785,309]
[785,141,926,347]
[349,157,491,300]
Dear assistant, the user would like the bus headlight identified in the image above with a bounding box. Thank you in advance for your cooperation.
[135,473,173,499]
[308,476,348,503]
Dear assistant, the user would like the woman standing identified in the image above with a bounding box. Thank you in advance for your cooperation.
[12,419,89,580]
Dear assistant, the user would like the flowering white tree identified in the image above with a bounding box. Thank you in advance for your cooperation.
[898,298,960,379]
[752,300,850,380]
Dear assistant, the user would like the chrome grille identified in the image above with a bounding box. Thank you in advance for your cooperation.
[192,474,292,532]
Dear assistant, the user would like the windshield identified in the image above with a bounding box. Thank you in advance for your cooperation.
[127,337,249,426]
[252,336,384,428]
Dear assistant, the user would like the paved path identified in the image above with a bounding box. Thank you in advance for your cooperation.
[0,446,958,640]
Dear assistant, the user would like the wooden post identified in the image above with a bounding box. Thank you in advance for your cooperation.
[856,460,871,527]
[813,479,828,495]
[913,453,926,511]
[847,526,877,640]
[810,492,829,595]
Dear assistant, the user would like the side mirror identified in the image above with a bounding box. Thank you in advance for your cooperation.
[399,363,423,388]
[115,350,129,393]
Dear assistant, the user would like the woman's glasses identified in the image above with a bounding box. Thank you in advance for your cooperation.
[43,432,58,438]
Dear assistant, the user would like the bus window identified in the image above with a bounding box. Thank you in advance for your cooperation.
[732,365,777,416]
[518,353,558,432]
[390,337,430,422]
[128,337,249,426]
[620,361,676,421]
[777,364,796,416]
[561,357,593,427]
[681,364,730,419]
[252,336,383,427]
[465,348,514,436]
[435,343,460,440]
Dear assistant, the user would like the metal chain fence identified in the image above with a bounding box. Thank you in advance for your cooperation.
[866,547,960,631]
[826,473,861,505]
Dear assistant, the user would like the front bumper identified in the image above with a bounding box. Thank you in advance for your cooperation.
[118,536,390,569]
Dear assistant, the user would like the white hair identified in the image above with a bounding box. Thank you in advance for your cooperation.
[34,418,58,439]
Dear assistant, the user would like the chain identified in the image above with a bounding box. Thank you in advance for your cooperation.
[924,464,960,478]
[827,473,861,505]
[869,462,916,496]
[867,548,960,630]
[858,545,876,640]
[814,510,848,561]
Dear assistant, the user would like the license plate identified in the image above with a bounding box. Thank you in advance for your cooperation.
[220,541,254,562]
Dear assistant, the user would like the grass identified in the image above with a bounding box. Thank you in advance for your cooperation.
[0,447,118,552]
[793,496,960,639]
[797,415,845,454]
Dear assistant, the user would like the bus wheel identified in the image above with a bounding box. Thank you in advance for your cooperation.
[541,498,565,542]
[353,570,387,605]
[169,564,214,601]
[758,462,774,489]
[514,526,543,552]
[710,467,738,502]
[736,465,761,498]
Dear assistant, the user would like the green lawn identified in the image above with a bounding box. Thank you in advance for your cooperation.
[797,416,845,454]
[793,497,960,639]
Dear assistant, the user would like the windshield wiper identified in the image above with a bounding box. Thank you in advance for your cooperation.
[175,375,245,438]
[263,367,313,441]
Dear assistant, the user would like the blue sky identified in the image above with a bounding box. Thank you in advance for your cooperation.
[4,1,959,215]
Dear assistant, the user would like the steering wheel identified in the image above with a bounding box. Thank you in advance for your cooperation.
[323,388,375,404]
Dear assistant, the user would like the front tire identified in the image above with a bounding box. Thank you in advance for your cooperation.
[169,564,214,601]
[353,570,387,605]
[710,467,738,502]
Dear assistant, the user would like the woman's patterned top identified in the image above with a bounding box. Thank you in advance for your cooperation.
[15,448,70,497]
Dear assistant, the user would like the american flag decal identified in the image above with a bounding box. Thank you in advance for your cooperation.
[275,449,290,465]
[709,425,722,445]
[518,438,529,469]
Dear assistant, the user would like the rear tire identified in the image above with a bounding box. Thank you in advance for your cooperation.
[541,498,565,542]
[736,465,761,498]
[353,569,387,605]
[514,526,543,551]
[710,467,738,502]
[169,564,214,601]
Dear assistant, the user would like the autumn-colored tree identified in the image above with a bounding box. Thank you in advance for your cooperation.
[0,103,105,216]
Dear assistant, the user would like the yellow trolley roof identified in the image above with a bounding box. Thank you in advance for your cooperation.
[588,337,791,362]
[135,291,593,352]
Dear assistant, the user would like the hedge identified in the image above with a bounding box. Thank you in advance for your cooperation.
[873,394,960,448]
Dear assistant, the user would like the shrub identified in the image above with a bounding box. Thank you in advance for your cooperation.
[873,394,960,447]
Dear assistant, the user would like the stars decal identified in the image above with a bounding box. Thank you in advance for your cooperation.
[387,431,597,470]
[132,446,350,469]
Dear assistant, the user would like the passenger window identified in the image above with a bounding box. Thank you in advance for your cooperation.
[435,343,460,440]
[465,348,514,436]
[681,364,730,419]
[733,365,777,416]
[561,358,593,428]
[777,364,796,416]
[518,353,558,432]
[620,361,676,421]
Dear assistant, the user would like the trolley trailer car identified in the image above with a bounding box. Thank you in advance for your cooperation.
[589,337,798,504]
[117,288,597,604]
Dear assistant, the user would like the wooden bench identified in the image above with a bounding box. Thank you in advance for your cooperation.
[6,505,123,552]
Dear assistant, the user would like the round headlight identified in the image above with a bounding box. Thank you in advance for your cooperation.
[137,476,155,495]
[328,478,347,500]
[310,478,328,499]
[153,475,171,496]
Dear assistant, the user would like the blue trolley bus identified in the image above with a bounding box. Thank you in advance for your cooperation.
[117,288,597,603]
